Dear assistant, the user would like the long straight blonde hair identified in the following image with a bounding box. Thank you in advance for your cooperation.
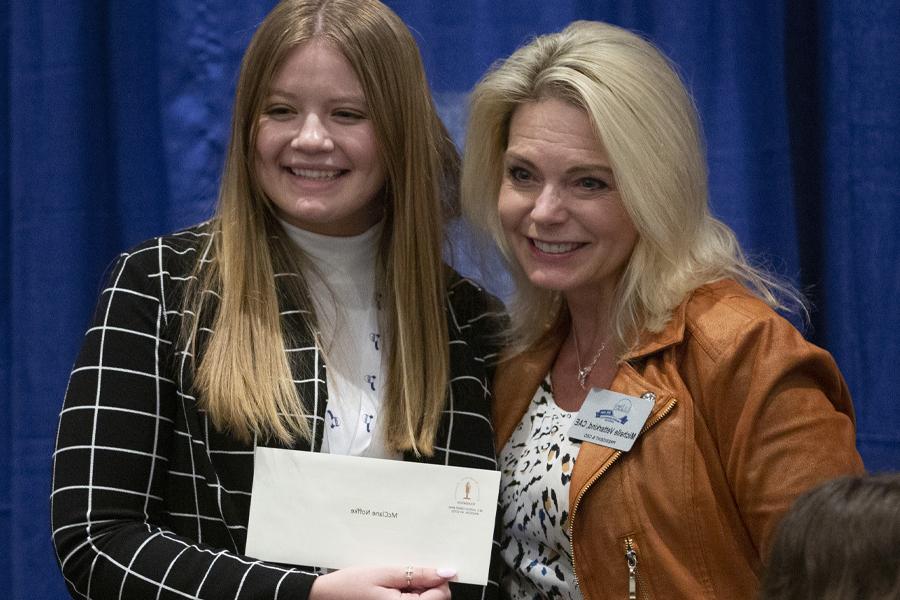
[182,0,457,454]
[462,20,804,356]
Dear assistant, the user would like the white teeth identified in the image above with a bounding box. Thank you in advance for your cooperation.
[289,168,341,180]
[533,240,581,254]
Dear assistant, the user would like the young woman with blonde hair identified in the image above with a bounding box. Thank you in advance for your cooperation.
[52,1,502,598]
[462,20,863,599]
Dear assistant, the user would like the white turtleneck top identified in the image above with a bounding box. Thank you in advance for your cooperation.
[280,219,397,459]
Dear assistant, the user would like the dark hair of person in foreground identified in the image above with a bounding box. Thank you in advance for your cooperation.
[761,473,900,600]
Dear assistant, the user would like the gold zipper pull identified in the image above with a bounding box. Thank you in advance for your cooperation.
[625,539,638,600]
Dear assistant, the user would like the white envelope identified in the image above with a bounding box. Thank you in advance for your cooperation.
[245,447,501,585]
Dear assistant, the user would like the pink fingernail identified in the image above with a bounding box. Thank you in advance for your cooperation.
[436,567,457,579]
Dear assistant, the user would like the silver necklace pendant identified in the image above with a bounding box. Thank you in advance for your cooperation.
[577,367,591,389]
[572,327,608,390]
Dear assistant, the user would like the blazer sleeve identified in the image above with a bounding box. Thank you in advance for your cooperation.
[51,244,317,599]
[442,273,509,600]
[700,309,865,559]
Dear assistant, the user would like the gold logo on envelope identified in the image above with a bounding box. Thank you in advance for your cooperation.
[450,478,484,517]
[455,477,480,502]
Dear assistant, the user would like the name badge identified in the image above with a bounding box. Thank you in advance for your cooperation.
[568,389,654,451]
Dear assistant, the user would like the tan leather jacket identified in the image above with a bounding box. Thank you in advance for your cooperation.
[494,280,864,599]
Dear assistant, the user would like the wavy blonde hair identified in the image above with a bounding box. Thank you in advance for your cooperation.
[461,20,803,356]
[182,0,457,454]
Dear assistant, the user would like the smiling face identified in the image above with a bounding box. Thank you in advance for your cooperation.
[498,98,638,304]
[254,39,386,236]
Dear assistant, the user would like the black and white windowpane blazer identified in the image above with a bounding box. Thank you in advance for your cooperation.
[52,226,506,599]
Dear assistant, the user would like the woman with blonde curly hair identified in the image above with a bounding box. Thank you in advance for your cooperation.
[52,1,503,598]
[462,20,863,600]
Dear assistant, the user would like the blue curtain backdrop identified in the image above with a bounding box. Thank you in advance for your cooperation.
[3,0,898,596]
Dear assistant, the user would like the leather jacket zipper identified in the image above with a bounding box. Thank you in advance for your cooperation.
[569,449,623,589]
[569,397,677,592]
[624,536,639,599]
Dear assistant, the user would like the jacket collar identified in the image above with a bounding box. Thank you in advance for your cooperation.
[622,294,688,360]
[493,292,691,449]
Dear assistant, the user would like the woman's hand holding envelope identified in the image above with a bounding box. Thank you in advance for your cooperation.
[309,565,457,599]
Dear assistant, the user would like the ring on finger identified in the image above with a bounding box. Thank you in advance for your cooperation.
[405,565,414,588]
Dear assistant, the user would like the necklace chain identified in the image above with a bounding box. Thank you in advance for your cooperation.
[572,327,607,390]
